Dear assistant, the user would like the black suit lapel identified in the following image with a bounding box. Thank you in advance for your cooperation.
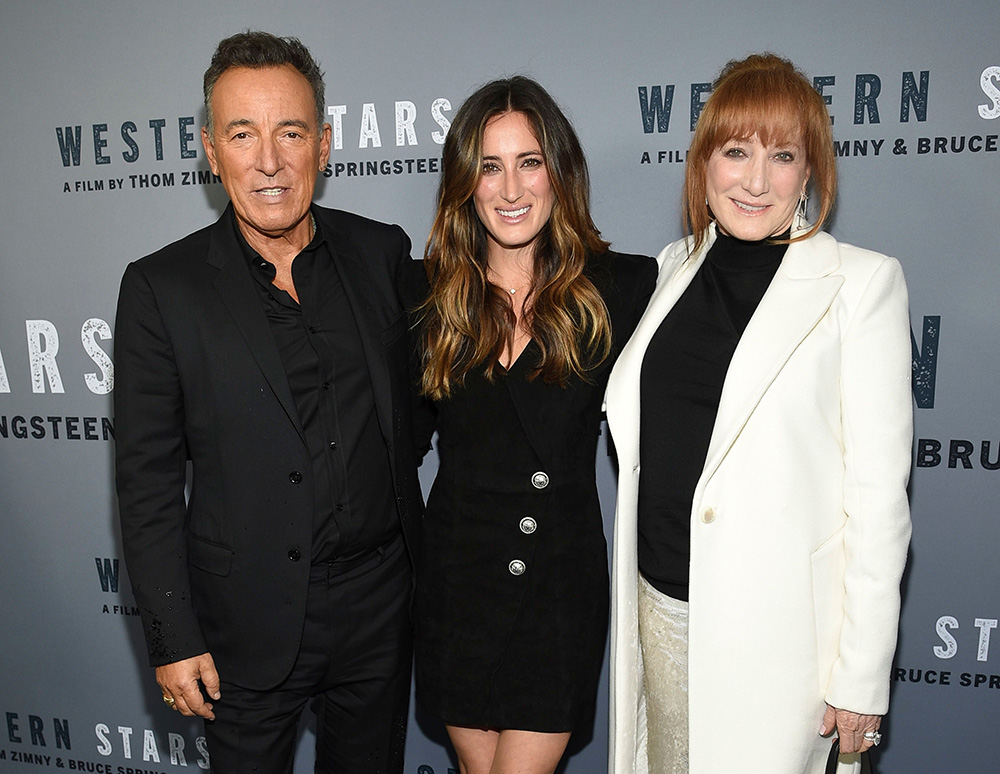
[501,259,619,471]
[324,228,396,454]
[501,344,563,471]
[206,216,306,443]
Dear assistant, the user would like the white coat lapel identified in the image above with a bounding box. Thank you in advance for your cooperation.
[605,235,704,463]
[700,232,843,483]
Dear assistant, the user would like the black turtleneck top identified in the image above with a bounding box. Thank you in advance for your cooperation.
[637,231,788,601]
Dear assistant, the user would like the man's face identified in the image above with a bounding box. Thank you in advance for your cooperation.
[202,64,331,246]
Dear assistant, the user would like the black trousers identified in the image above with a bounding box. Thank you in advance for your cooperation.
[204,534,412,773]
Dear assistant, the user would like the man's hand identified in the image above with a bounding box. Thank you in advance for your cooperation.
[820,703,881,754]
[156,653,221,719]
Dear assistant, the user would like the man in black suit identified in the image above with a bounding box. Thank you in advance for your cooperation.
[114,31,424,773]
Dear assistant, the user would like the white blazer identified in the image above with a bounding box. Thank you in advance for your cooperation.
[605,226,912,774]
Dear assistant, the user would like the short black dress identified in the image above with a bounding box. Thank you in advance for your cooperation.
[414,252,656,732]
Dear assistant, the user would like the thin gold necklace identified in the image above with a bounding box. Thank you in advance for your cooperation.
[488,268,529,296]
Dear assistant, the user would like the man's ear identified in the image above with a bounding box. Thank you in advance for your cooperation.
[202,127,219,175]
[319,122,332,170]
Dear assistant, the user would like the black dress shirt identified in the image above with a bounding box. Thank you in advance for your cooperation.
[236,209,398,563]
[637,231,787,600]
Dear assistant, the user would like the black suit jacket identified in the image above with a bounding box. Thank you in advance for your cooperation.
[114,204,424,690]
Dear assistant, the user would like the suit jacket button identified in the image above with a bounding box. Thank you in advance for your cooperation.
[519,517,537,534]
[289,471,303,484]
[701,507,716,524]
[508,559,526,576]
[531,471,549,489]
[288,549,301,562]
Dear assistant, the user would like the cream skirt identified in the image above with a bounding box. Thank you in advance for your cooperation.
[638,575,690,774]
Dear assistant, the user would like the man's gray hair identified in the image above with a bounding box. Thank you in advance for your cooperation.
[203,30,325,134]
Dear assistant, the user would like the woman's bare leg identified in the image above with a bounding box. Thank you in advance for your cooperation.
[447,725,572,774]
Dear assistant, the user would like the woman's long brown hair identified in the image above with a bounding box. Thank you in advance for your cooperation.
[419,76,611,400]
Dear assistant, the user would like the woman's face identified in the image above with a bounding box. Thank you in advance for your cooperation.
[473,111,554,261]
[705,133,810,241]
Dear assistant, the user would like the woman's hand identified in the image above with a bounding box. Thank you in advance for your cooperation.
[820,704,881,753]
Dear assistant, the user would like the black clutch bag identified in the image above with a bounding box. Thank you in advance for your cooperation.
[825,740,873,774]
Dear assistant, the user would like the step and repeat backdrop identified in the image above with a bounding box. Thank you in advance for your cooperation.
[1,1,997,772]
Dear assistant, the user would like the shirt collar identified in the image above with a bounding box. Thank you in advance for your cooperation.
[231,205,325,281]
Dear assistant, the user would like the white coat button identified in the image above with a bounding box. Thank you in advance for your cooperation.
[519,517,537,534]
[531,471,549,489]
[509,559,526,576]
[701,507,716,524]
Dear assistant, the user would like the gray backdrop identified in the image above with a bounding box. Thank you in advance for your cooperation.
[2,1,997,772]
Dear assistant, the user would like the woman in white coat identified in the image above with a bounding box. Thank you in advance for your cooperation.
[605,53,912,774]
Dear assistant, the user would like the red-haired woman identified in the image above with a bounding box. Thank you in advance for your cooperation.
[606,54,912,774]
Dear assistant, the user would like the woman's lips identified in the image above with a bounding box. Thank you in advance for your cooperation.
[732,199,769,214]
[496,205,530,219]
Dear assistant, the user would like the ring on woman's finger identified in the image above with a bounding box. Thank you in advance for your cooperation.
[862,730,881,746]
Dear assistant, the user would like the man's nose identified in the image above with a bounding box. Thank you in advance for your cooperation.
[256,137,283,177]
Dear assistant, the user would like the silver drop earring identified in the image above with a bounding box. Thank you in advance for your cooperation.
[794,191,809,232]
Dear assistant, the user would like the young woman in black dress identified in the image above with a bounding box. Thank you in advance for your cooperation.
[410,77,655,774]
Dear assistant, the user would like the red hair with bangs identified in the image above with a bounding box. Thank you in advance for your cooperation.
[683,53,837,254]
